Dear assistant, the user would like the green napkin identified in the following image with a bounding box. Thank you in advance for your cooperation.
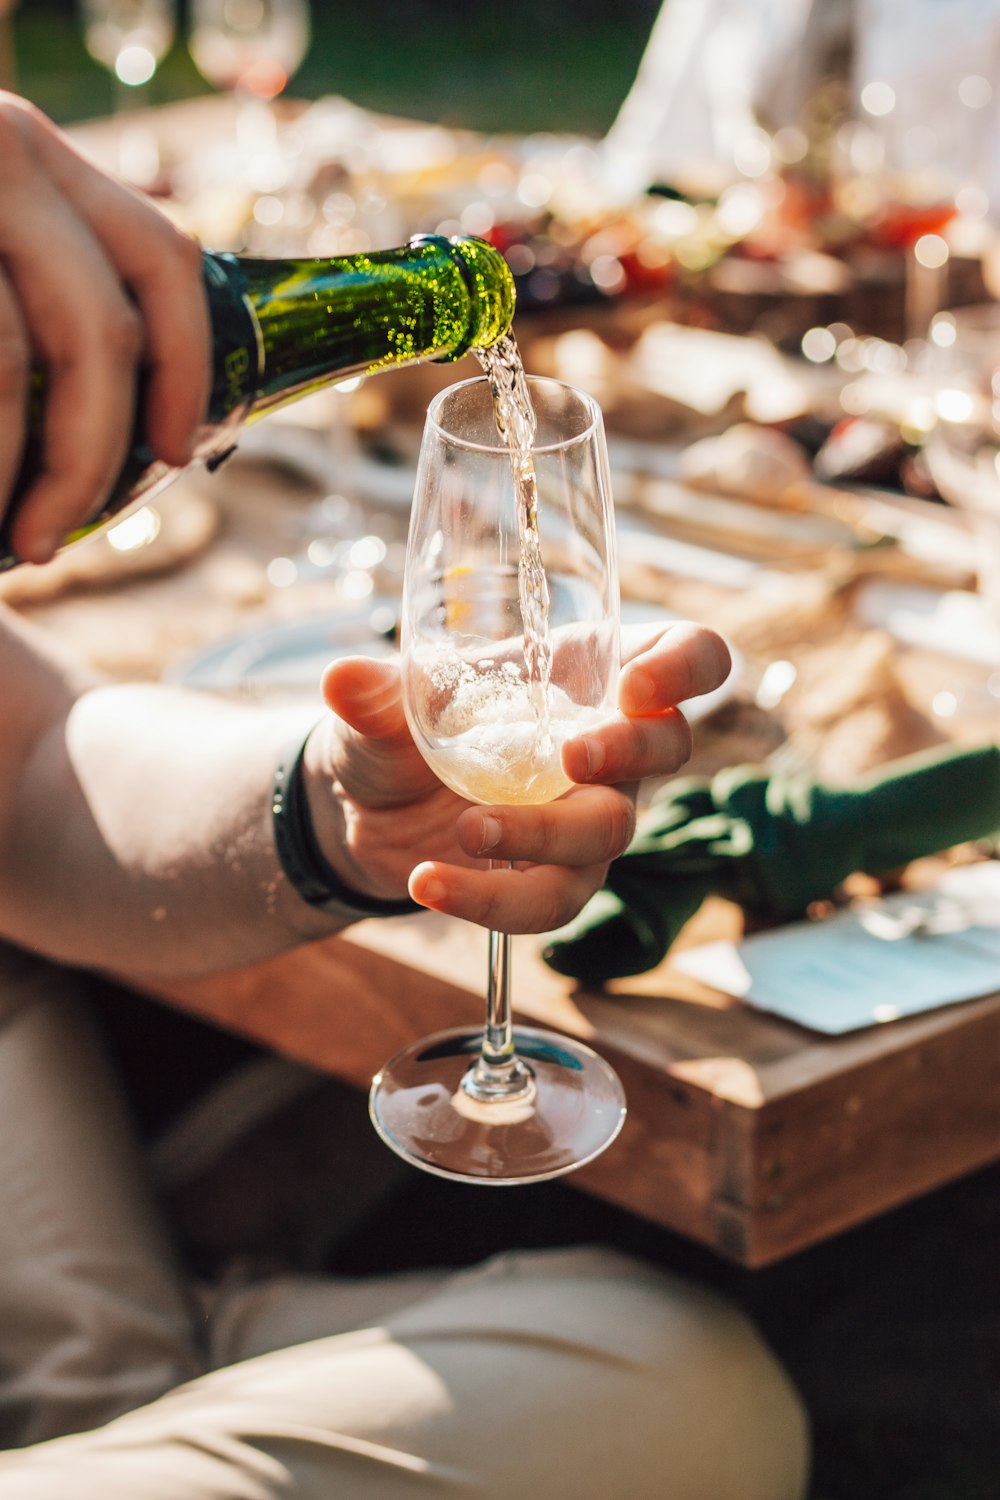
[543,743,1000,984]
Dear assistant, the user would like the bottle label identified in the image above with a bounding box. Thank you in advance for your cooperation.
[197,254,265,458]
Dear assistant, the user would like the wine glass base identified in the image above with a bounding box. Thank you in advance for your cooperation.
[369,1025,627,1185]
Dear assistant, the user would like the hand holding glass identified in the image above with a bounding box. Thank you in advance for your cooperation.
[368,376,627,1184]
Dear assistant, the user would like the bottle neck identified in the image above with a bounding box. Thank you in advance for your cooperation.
[203,236,515,428]
[0,239,514,570]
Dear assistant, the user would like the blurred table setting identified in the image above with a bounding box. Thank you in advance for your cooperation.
[5,0,1000,1261]
[16,77,1000,749]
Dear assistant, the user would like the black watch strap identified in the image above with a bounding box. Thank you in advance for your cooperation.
[272,729,419,920]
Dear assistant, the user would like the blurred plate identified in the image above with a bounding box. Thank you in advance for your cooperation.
[165,600,400,699]
[0,491,219,609]
[855,579,1000,667]
[168,599,740,721]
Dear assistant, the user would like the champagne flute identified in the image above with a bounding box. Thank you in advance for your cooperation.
[368,373,627,1185]
[188,0,310,105]
[80,0,176,96]
[79,0,176,184]
[187,0,311,223]
[923,304,1000,658]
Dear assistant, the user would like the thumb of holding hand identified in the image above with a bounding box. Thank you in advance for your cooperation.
[321,656,433,803]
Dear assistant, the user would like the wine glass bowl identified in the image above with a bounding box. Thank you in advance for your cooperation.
[186,0,312,239]
[401,376,619,810]
[369,373,626,1185]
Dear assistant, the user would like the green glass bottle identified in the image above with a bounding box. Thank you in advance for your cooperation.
[0,234,515,570]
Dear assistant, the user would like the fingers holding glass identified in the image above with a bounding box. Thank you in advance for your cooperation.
[409,856,610,935]
[321,655,411,744]
[553,620,728,783]
[455,783,635,868]
[563,707,693,787]
[619,619,732,716]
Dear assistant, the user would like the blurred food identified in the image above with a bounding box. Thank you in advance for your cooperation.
[680,422,813,504]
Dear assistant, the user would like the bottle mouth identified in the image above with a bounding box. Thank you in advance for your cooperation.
[408,234,515,360]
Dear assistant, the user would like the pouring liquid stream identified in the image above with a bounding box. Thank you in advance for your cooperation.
[474,334,554,762]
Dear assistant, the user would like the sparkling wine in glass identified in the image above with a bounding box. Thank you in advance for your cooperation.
[368,365,627,1185]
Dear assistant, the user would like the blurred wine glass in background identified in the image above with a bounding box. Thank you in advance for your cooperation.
[173,0,312,252]
[79,0,176,182]
[923,303,1000,661]
[847,2,998,342]
[189,0,310,142]
[81,0,176,96]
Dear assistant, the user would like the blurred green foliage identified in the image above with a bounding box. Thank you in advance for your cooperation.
[9,0,661,134]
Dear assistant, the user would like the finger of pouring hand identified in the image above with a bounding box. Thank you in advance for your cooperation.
[16,96,210,468]
[115,227,209,469]
[0,269,29,535]
[0,154,144,560]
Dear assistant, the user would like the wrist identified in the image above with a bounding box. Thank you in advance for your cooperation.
[273,724,419,922]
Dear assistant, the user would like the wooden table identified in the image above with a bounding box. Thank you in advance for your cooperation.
[6,431,999,1269]
[137,891,1000,1268]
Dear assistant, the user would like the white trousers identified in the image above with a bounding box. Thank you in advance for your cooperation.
[0,948,810,1499]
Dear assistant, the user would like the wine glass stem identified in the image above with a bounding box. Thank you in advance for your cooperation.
[484,925,514,1068]
[466,861,533,1102]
